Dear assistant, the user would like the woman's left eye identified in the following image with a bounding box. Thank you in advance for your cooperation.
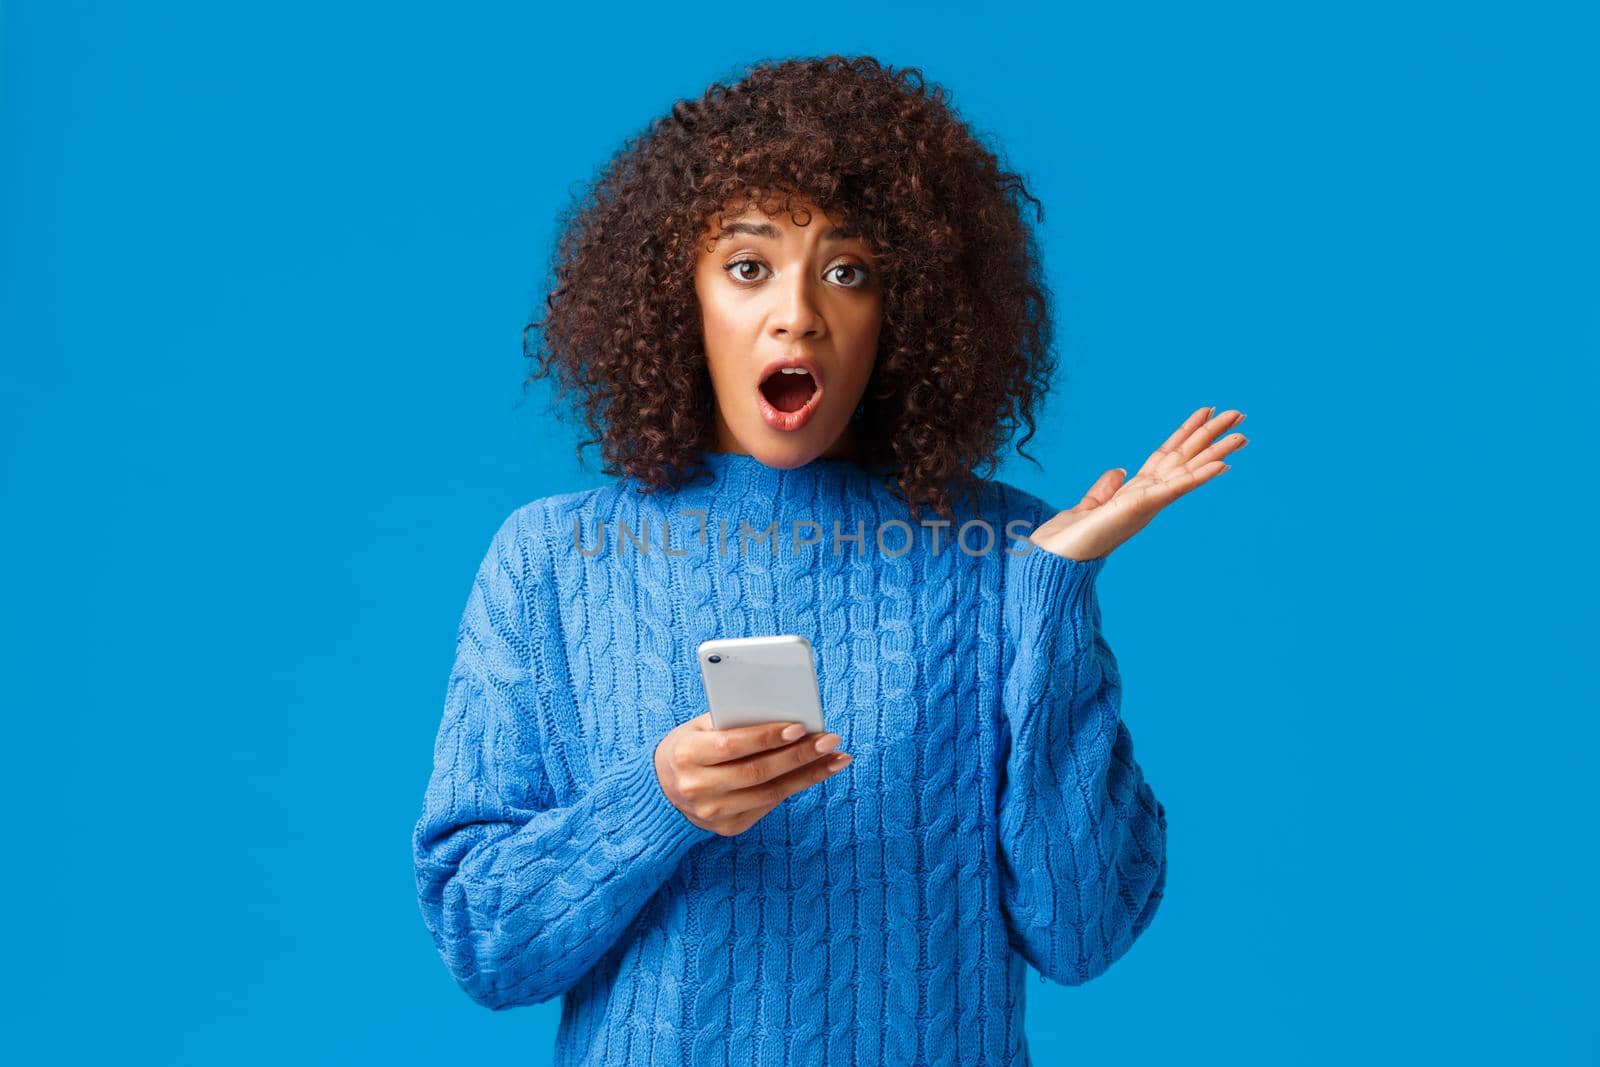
[828,263,870,288]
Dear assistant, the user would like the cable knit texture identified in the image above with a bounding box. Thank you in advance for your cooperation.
[412,451,1167,1066]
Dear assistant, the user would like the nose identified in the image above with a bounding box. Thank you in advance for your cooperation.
[769,271,826,341]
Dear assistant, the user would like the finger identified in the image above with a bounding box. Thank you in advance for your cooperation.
[714,730,841,792]
[1075,468,1127,510]
[1162,409,1245,469]
[720,747,853,817]
[690,718,814,766]
[1133,407,1213,479]
[1189,430,1248,469]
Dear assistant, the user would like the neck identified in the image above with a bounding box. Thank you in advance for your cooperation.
[818,423,860,462]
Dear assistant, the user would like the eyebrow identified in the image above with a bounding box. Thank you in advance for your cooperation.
[715,221,860,243]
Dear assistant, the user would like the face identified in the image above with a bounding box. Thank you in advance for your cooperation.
[693,195,883,468]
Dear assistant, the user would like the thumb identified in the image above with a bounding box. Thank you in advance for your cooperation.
[1077,467,1128,510]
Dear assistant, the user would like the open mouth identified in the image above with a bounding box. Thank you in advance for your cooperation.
[758,366,819,413]
[755,364,824,432]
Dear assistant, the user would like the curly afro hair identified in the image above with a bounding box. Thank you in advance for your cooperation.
[522,53,1057,522]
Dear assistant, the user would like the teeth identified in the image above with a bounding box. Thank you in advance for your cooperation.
[779,367,810,375]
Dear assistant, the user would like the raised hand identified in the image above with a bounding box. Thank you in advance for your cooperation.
[1028,406,1249,562]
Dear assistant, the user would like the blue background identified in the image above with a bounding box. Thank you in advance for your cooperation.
[4,1,1596,1062]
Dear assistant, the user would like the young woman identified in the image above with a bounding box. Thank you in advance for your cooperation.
[413,54,1247,1065]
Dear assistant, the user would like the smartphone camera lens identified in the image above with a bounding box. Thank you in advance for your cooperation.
[707,654,721,664]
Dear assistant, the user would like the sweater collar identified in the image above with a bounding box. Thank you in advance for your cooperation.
[695,449,892,492]
[643,449,894,517]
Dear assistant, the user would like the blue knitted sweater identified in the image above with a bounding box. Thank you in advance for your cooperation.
[412,450,1167,1066]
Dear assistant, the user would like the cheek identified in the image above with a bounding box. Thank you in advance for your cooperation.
[846,296,883,343]
[696,292,747,392]
[697,286,757,349]
[846,359,876,398]
[842,302,883,370]
[694,279,731,365]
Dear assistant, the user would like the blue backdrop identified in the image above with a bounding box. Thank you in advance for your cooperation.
[4,1,1595,1062]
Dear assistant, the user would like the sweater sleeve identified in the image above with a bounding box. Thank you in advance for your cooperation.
[995,510,1169,987]
[411,508,718,1010]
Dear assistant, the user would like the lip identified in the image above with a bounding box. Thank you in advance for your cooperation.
[755,356,825,433]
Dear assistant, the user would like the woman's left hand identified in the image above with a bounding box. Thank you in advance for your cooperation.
[1028,406,1249,562]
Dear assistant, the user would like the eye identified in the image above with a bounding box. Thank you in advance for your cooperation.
[721,258,874,289]
[828,262,871,288]
[723,258,770,284]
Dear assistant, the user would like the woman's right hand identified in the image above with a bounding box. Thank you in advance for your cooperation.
[654,712,852,837]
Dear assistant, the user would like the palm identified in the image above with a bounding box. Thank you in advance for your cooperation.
[1030,406,1249,562]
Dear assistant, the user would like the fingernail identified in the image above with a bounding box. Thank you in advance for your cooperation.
[830,754,852,770]
[1236,413,1247,425]
[782,723,805,741]
[815,734,840,754]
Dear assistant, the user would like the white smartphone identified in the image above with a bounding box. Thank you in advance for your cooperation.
[696,634,826,735]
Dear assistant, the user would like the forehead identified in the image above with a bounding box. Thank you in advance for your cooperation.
[703,198,861,244]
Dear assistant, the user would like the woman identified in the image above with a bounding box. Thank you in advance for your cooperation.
[413,54,1247,1065]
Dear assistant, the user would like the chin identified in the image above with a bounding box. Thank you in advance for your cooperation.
[742,441,821,469]
[729,415,848,468]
